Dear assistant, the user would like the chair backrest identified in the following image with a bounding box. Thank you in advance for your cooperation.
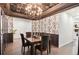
[26,32,31,38]
[41,36,49,50]
[20,33,25,46]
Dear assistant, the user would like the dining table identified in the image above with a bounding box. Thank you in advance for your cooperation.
[27,36,41,55]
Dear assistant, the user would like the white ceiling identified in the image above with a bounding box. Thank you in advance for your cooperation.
[66,6,79,20]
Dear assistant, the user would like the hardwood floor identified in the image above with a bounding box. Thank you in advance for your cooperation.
[4,38,74,55]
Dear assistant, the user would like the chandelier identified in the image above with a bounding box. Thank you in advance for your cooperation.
[25,4,43,18]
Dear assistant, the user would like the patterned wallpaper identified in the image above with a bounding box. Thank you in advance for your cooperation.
[32,14,59,34]
[2,12,59,34]
[5,15,13,33]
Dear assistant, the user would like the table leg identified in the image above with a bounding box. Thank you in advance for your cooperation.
[30,45,34,55]
[49,40,51,54]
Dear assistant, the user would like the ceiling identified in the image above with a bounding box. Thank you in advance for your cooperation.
[0,3,79,20]
[10,3,58,19]
[66,6,79,20]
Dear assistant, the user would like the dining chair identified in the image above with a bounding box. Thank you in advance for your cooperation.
[35,36,49,55]
[26,32,31,38]
[20,33,31,53]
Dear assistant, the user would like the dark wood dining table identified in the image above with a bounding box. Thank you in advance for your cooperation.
[27,36,41,55]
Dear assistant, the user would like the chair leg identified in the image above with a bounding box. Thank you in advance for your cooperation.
[41,51,42,55]
[28,46,29,50]
[24,47,25,54]
[35,48,36,55]
[47,49,49,55]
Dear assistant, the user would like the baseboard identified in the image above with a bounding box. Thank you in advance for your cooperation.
[59,40,73,48]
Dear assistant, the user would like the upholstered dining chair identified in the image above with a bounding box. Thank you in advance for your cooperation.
[20,33,31,53]
[26,32,31,38]
[35,36,49,55]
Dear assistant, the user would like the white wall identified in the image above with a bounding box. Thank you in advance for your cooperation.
[64,6,79,55]
[59,12,74,47]
[13,17,32,39]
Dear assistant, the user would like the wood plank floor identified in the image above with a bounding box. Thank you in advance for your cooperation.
[4,39,74,55]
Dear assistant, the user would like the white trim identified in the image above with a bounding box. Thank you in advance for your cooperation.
[59,40,73,48]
